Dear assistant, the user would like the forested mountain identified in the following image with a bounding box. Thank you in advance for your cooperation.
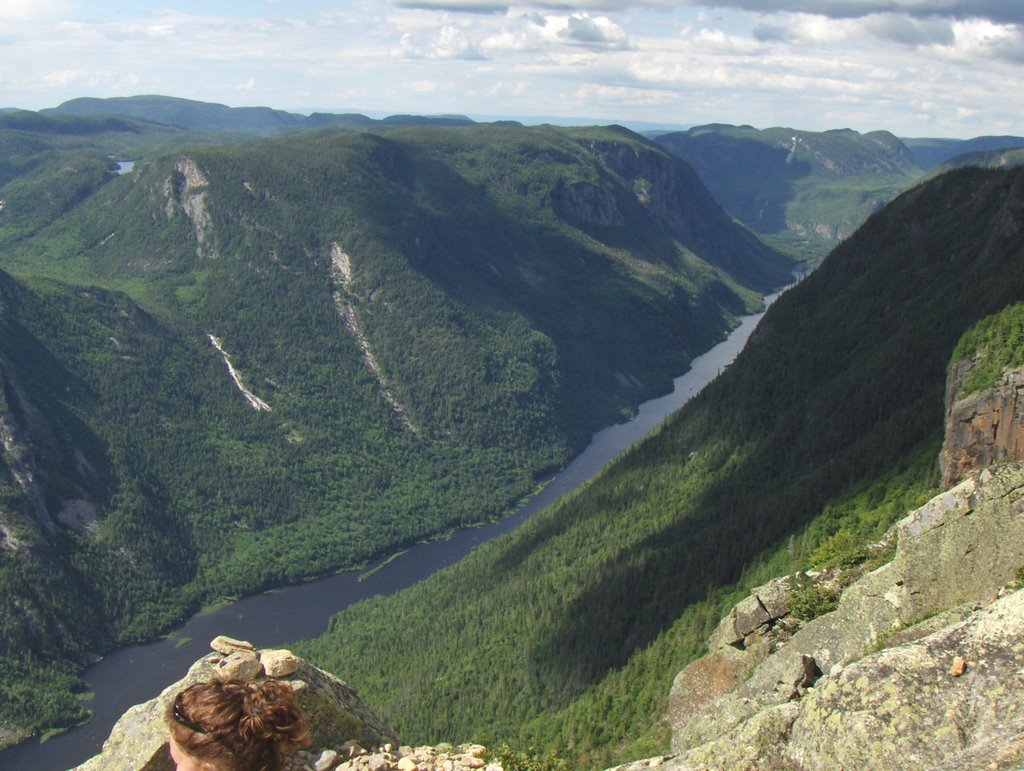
[654,124,923,261]
[930,146,1024,174]
[297,165,1024,767]
[902,134,1024,169]
[46,95,483,136]
[0,109,269,160]
[0,121,790,741]
[46,95,308,136]
[0,111,270,249]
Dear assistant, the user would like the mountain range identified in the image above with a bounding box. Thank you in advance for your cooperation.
[653,124,923,260]
[297,162,1024,768]
[44,95,484,136]
[3,96,1024,768]
[0,105,789,745]
[23,95,1024,264]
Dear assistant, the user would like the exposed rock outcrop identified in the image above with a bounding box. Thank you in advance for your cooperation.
[0,362,82,538]
[940,364,1024,488]
[0,403,54,538]
[288,742,502,771]
[74,642,397,771]
[551,180,625,228]
[611,462,1024,770]
[74,639,513,771]
[327,242,417,434]
[551,137,791,291]
[164,157,216,258]
[208,334,272,412]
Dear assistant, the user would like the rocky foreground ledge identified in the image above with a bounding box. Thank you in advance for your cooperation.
[74,636,503,771]
[77,465,1024,771]
[286,742,499,771]
[608,462,1024,770]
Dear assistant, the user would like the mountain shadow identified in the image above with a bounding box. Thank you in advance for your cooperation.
[528,164,1024,685]
[294,166,1024,762]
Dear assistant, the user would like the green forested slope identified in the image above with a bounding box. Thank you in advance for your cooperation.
[297,165,1024,766]
[903,134,1024,169]
[0,271,204,732]
[930,147,1024,175]
[0,111,275,248]
[655,124,923,261]
[46,94,480,134]
[46,95,306,135]
[949,300,1024,399]
[0,123,789,738]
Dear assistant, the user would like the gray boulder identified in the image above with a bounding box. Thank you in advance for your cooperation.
[74,646,397,771]
[638,462,1024,770]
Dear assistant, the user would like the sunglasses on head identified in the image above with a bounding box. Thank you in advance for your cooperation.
[172,693,209,735]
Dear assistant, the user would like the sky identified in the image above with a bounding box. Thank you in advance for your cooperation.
[1,0,1022,138]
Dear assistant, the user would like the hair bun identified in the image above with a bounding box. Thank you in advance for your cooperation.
[170,678,311,770]
[235,680,308,749]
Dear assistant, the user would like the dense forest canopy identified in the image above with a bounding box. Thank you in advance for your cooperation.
[0,118,790,739]
[297,165,1024,766]
[7,102,1022,763]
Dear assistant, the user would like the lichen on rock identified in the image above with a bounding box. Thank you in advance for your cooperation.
[73,641,398,771]
[650,462,1024,770]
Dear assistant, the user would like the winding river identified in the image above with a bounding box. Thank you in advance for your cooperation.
[2,289,784,771]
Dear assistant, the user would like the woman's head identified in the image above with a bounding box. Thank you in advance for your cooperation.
[166,679,310,771]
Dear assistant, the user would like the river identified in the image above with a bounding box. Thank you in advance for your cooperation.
[1,289,783,771]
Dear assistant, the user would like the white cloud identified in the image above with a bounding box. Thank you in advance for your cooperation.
[747,13,1019,63]
[417,10,632,55]
[40,68,93,88]
[487,79,531,96]
[479,25,545,53]
[0,0,1022,138]
[145,24,177,38]
[393,1,1024,25]
[693,26,766,52]
[558,14,632,49]
[395,0,511,12]
[408,79,440,92]
[689,2,1024,25]
[749,10,1020,58]
[0,0,67,21]
[948,17,1024,62]
[574,81,677,106]
[435,22,486,57]
[394,19,485,58]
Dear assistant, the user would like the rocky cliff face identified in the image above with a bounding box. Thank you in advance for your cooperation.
[0,364,56,540]
[940,363,1024,488]
[554,137,790,291]
[610,462,1024,770]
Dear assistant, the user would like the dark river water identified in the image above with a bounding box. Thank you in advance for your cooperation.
[2,289,782,771]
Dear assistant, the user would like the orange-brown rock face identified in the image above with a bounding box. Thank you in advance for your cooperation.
[939,366,1024,488]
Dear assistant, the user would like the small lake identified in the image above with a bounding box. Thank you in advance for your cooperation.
[2,289,784,771]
